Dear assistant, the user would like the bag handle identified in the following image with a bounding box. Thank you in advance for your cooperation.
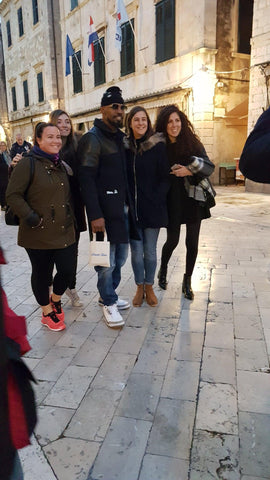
[92,232,108,242]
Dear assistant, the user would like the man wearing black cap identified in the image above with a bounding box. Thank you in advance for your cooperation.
[78,86,137,328]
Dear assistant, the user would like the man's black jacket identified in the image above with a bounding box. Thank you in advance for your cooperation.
[78,118,139,243]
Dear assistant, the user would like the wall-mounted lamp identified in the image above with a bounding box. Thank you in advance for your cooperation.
[216,80,224,88]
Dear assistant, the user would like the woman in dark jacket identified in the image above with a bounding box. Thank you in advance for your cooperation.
[156,105,215,300]
[125,106,170,307]
[49,109,86,307]
[6,122,76,331]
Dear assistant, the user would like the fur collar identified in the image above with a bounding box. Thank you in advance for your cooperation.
[123,132,165,154]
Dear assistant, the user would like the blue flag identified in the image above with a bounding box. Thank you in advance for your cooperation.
[65,34,75,76]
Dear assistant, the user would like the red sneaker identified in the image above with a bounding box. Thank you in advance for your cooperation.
[41,311,66,331]
[50,296,65,321]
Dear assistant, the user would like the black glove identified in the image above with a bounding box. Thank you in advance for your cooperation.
[25,211,42,228]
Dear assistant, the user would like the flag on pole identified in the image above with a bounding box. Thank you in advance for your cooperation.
[65,34,75,76]
[115,0,129,52]
[88,16,99,66]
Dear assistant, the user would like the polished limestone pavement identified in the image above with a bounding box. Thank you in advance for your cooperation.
[1,185,270,480]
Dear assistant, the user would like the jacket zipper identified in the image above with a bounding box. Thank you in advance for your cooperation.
[133,152,138,221]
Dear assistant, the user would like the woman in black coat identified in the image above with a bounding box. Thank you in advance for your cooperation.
[156,105,215,299]
[49,110,86,307]
[125,106,170,307]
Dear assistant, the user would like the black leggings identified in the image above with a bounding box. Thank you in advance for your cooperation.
[26,243,77,306]
[47,231,80,289]
[161,221,201,276]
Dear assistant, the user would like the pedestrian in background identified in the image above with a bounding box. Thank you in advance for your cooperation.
[49,109,87,307]
[124,106,170,307]
[155,105,215,299]
[0,141,11,211]
[10,133,32,159]
[239,106,270,183]
[6,122,77,332]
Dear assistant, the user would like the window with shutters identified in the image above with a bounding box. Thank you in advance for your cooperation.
[94,37,105,86]
[11,87,17,111]
[121,19,135,77]
[17,7,24,37]
[37,72,44,102]
[32,0,39,25]
[6,20,12,47]
[23,80,29,107]
[72,51,82,94]
[155,0,175,63]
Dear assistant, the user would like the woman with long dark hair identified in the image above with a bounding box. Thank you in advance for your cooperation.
[125,106,169,307]
[6,123,77,331]
[155,105,214,299]
[49,110,86,307]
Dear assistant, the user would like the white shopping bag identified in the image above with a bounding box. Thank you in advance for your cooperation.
[89,233,110,267]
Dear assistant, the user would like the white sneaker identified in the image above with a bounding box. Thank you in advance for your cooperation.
[65,288,83,307]
[102,304,125,328]
[116,298,130,310]
[98,297,130,310]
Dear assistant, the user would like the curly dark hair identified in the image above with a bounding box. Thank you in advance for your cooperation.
[126,106,154,141]
[155,105,203,156]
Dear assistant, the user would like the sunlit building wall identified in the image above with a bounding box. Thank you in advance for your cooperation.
[0,0,64,143]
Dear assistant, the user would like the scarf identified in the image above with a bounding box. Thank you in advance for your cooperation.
[32,145,60,166]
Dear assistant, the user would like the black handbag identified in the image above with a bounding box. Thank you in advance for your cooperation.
[200,178,216,208]
[5,157,35,226]
[203,188,216,208]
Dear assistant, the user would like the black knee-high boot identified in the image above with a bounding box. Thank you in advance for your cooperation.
[182,274,194,300]
[158,265,168,290]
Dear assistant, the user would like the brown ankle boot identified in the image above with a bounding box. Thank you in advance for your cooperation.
[144,284,158,307]
[133,284,144,307]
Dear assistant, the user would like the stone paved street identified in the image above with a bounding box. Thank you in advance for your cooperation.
[1,185,270,480]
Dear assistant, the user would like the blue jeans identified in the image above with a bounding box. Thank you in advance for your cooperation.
[130,227,160,285]
[95,242,129,306]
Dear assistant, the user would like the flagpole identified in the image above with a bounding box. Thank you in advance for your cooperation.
[97,37,108,64]
[128,19,147,69]
[73,51,83,74]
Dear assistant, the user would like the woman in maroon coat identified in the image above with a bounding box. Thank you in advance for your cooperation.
[0,246,37,480]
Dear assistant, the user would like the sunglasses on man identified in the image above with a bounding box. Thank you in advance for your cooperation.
[109,104,127,111]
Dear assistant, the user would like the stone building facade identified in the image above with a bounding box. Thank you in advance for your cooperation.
[0,0,64,145]
[60,0,252,184]
[245,0,270,193]
[0,0,254,182]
